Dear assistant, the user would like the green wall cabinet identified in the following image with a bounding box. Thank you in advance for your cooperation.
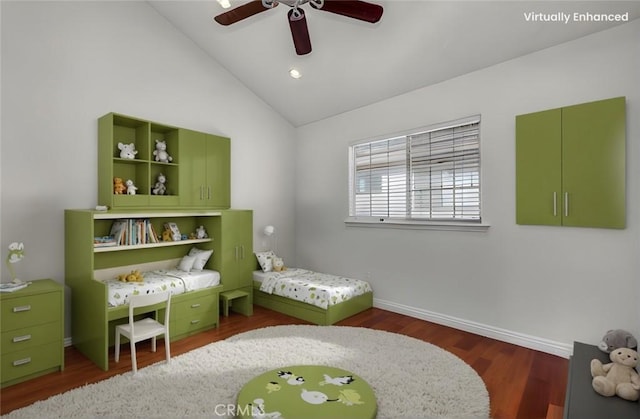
[99,113,230,210]
[98,113,181,208]
[516,97,626,229]
[179,129,231,209]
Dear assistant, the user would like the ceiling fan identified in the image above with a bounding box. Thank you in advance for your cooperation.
[214,0,383,55]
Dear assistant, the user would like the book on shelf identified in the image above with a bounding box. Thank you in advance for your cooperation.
[108,219,159,246]
[94,236,117,247]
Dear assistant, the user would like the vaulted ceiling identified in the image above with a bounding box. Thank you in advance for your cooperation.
[149,1,640,127]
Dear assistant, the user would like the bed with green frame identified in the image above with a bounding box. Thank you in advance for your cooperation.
[251,264,373,325]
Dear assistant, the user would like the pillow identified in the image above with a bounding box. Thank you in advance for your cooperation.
[188,247,213,271]
[255,250,276,272]
[177,255,197,272]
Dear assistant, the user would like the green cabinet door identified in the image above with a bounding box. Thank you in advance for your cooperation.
[515,97,625,229]
[562,97,626,228]
[179,130,230,208]
[205,134,231,209]
[212,210,253,291]
[179,129,208,207]
[516,109,562,226]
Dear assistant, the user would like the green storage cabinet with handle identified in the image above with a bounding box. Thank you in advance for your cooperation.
[1,279,64,387]
[516,96,625,229]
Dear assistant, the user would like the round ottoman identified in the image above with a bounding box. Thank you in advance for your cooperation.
[236,365,377,418]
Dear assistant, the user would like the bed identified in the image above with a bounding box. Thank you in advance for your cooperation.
[101,268,220,307]
[252,257,373,325]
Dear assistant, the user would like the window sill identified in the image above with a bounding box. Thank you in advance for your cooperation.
[344,217,490,232]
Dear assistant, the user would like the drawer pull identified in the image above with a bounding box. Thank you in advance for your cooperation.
[13,305,32,313]
[12,334,32,343]
[13,357,32,367]
[190,319,200,325]
[190,303,201,308]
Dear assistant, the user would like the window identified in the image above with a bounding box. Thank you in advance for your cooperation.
[348,116,481,225]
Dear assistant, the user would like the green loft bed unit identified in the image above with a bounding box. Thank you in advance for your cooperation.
[252,265,373,326]
[65,209,231,371]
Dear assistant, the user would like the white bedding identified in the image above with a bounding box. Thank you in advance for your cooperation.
[104,269,220,307]
[254,268,372,309]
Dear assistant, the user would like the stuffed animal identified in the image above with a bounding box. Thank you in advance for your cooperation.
[591,347,640,401]
[113,177,126,194]
[162,227,173,242]
[273,257,286,272]
[153,139,173,163]
[118,142,138,159]
[125,179,138,195]
[118,270,144,283]
[152,173,167,195]
[195,225,208,239]
[598,329,638,353]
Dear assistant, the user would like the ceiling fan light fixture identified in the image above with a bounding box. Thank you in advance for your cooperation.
[217,0,232,9]
[289,68,302,79]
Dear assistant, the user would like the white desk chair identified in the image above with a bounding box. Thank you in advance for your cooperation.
[114,291,171,373]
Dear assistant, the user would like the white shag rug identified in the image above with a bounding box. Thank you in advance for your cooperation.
[3,325,489,418]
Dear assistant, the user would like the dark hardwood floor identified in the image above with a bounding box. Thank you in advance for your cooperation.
[0,306,568,418]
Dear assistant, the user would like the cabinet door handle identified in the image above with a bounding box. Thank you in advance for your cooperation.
[564,192,569,217]
[13,305,31,313]
[13,357,31,367]
[12,334,32,343]
[191,303,201,308]
[207,186,211,199]
[190,319,200,325]
[235,246,239,260]
[553,192,557,216]
[241,245,245,260]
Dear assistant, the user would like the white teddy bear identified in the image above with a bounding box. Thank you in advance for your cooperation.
[125,179,138,195]
[153,139,173,163]
[118,142,137,159]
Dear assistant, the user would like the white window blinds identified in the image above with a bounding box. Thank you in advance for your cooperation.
[350,117,481,222]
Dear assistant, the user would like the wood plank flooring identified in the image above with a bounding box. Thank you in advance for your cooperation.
[0,307,568,417]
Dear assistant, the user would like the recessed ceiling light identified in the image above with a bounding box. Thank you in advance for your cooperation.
[289,68,302,79]
[217,0,231,9]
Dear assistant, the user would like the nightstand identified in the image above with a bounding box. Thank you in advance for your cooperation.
[1,279,64,387]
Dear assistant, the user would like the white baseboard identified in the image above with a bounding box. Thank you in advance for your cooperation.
[373,298,573,358]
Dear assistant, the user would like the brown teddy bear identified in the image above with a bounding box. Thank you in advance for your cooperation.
[591,347,640,401]
[113,177,126,194]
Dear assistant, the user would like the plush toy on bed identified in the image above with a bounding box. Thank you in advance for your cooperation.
[591,347,640,401]
[118,270,144,283]
[598,329,638,353]
[273,257,287,272]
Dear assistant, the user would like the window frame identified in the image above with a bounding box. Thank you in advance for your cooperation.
[346,115,489,232]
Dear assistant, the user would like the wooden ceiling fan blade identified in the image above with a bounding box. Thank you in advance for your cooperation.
[214,0,278,26]
[288,8,312,56]
[311,0,383,23]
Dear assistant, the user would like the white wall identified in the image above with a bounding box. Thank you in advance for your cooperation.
[295,20,640,356]
[0,1,297,337]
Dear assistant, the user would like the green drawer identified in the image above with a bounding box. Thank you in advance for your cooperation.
[172,294,218,319]
[172,309,217,337]
[1,341,62,384]
[1,293,62,331]
[1,322,61,354]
